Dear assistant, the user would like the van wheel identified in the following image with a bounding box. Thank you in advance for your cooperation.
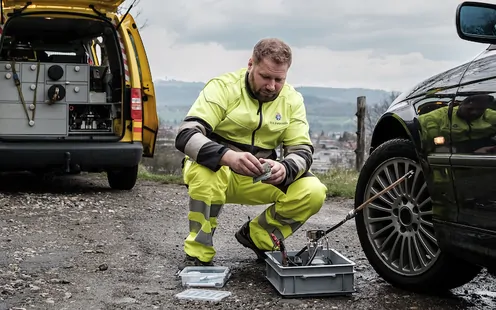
[107,165,138,190]
[354,138,481,293]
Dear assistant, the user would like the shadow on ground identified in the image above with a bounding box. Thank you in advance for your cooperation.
[0,172,112,194]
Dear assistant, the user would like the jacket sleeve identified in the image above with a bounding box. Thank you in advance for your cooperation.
[175,79,230,171]
[280,92,314,186]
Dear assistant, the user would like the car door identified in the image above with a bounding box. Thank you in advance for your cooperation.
[413,62,471,224]
[449,48,496,234]
[119,14,159,158]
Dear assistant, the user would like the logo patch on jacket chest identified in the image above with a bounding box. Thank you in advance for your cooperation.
[270,112,289,125]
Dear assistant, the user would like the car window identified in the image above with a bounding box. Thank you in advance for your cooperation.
[403,62,471,100]
[458,50,496,85]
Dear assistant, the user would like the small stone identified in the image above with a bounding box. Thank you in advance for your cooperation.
[115,297,137,304]
[52,278,71,284]
[98,264,108,271]
[30,285,41,292]
[144,291,159,295]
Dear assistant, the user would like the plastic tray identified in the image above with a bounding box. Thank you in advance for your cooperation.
[178,266,231,288]
[175,289,231,302]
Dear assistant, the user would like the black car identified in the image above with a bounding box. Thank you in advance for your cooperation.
[354,1,496,293]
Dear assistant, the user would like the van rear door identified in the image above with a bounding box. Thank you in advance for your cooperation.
[2,0,124,11]
[120,14,159,158]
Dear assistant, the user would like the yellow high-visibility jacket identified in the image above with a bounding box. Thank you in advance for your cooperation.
[175,68,313,186]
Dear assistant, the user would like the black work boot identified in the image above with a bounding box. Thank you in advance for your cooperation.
[235,221,267,262]
[183,255,213,267]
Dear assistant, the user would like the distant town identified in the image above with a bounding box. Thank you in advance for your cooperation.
[153,123,357,174]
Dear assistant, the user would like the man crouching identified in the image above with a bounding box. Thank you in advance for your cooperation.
[175,37,328,266]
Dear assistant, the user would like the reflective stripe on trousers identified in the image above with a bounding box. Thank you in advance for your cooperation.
[182,158,328,263]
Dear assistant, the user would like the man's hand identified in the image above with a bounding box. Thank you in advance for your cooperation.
[220,150,266,177]
[259,158,286,185]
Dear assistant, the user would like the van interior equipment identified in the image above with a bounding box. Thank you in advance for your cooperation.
[0,13,125,140]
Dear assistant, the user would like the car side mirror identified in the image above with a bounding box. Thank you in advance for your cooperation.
[456,1,496,44]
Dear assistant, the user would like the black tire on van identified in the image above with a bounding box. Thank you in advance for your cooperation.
[107,165,138,190]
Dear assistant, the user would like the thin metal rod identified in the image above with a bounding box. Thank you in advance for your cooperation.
[296,169,415,259]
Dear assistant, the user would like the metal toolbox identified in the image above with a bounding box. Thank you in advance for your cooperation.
[265,248,356,297]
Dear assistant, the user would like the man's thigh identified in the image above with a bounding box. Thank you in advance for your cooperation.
[225,172,284,205]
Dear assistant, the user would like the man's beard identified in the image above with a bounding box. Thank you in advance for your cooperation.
[249,74,279,103]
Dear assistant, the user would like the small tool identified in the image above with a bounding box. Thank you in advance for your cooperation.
[253,162,272,183]
[294,170,415,260]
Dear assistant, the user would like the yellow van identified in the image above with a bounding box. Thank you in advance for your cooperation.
[0,0,158,189]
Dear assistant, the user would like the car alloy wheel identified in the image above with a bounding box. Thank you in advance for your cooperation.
[363,157,440,276]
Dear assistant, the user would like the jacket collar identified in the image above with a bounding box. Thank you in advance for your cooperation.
[244,70,257,100]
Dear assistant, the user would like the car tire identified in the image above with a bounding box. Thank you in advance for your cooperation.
[354,138,481,293]
[107,165,139,190]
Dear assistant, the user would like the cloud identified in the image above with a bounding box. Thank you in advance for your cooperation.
[139,0,482,61]
[134,0,488,91]
[140,26,473,92]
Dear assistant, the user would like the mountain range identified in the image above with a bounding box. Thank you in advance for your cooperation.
[153,79,395,134]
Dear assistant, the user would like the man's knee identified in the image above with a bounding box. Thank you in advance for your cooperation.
[288,175,327,214]
[184,161,229,202]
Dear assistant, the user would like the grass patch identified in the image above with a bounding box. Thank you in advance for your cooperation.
[316,169,359,199]
[138,166,184,185]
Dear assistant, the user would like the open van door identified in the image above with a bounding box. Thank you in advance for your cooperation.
[2,0,124,11]
[120,14,159,158]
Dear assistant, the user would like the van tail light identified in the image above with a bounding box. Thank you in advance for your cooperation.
[131,88,142,120]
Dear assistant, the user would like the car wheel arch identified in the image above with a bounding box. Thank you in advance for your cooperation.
[370,113,422,155]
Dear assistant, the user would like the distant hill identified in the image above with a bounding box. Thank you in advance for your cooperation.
[153,79,394,133]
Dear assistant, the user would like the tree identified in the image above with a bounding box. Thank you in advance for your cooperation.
[365,91,401,135]
[339,131,356,142]
[361,91,401,153]
[117,0,149,30]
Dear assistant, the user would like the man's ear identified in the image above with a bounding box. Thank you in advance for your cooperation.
[248,57,253,70]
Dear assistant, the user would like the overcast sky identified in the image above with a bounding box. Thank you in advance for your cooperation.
[131,0,488,92]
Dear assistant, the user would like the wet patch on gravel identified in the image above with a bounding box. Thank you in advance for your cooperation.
[0,173,494,310]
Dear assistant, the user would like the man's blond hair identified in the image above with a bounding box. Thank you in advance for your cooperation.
[252,38,292,67]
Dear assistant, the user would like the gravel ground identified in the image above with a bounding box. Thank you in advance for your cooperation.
[0,172,494,310]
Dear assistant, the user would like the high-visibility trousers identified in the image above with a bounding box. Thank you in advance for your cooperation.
[182,157,328,263]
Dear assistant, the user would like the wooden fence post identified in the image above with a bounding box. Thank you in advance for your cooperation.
[355,96,366,171]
